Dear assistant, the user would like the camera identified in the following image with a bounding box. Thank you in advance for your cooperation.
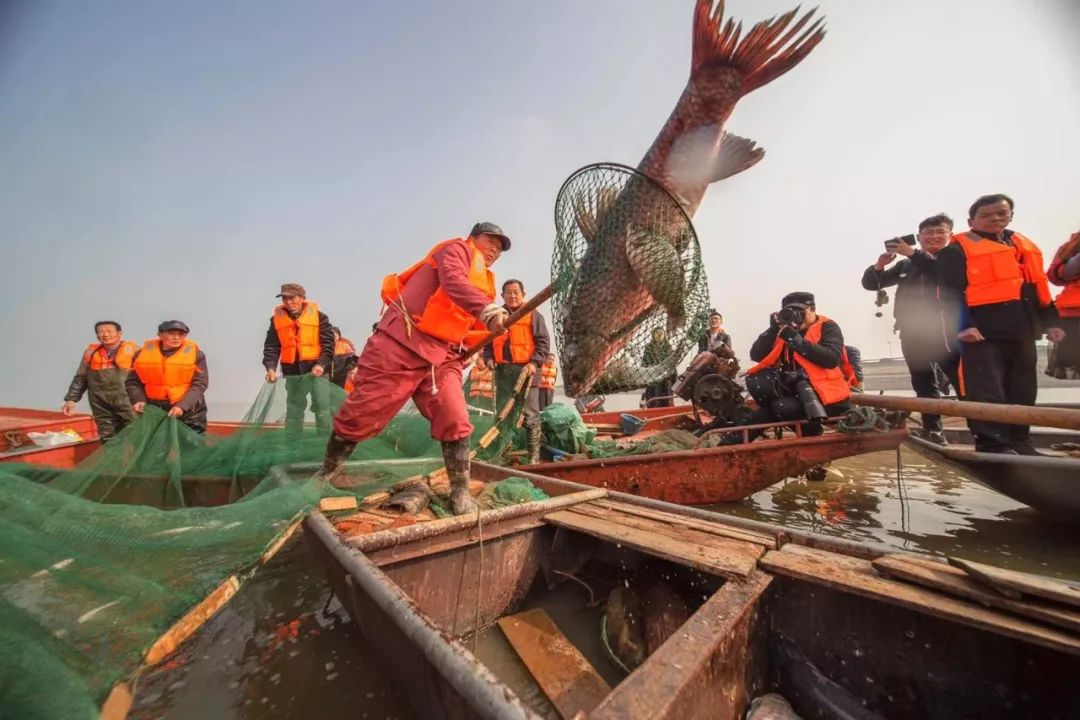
[777,305,805,327]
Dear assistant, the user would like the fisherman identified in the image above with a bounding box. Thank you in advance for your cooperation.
[698,310,732,352]
[263,283,335,437]
[538,353,558,410]
[1046,230,1080,378]
[61,321,138,441]
[126,321,209,433]
[329,326,359,390]
[481,279,551,465]
[724,292,850,443]
[642,327,676,408]
[937,194,1065,454]
[861,213,961,444]
[317,222,512,515]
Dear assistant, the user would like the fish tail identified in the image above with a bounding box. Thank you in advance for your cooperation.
[692,0,826,95]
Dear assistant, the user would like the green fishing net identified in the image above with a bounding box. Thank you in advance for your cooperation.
[0,368,541,718]
[550,162,711,396]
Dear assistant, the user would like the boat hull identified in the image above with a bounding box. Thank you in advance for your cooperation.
[519,429,908,505]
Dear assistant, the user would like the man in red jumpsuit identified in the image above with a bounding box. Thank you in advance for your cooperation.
[317,222,511,515]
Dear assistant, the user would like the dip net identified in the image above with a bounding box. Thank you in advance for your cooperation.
[550,162,711,396]
[0,369,540,718]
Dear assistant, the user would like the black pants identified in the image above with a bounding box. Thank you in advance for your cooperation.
[900,333,961,433]
[538,388,554,411]
[726,396,850,442]
[149,399,207,434]
[960,338,1037,451]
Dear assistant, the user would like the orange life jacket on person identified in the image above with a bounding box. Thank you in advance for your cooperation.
[745,316,851,406]
[273,301,322,364]
[839,348,861,389]
[334,338,355,356]
[951,231,1052,308]
[380,238,496,348]
[133,339,200,404]
[491,311,535,364]
[539,364,558,391]
[83,341,137,371]
[468,365,494,399]
[1049,232,1080,318]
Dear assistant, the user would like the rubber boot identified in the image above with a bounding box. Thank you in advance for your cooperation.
[526,422,542,465]
[316,433,358,487]
[443,438,477,516]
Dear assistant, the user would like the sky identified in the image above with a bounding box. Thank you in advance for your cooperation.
[2,0,1079,415]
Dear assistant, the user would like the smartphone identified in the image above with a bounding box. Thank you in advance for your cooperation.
[884,234,917,250]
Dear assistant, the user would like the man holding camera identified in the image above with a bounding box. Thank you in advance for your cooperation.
[937,194,1065,455]
[861,213,960,444]
[724,292,850,443]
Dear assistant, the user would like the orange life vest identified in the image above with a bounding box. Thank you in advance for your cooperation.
[334,338,355,356]
[83,341,137,371]
[492,311,535,364]
[1049,232,1080,318]
[273,301,322,364]
[745,316,851,406]
[468,365,494,399]
[539,364,558,391]
[951,231,1052,308]
[380,238,496,348]
[134,339,200,404]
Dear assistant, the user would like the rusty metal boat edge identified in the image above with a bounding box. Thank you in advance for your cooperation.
[303,463,1080,720]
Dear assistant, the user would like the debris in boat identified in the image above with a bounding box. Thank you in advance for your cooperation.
[385,483,433,515]
[746,693,802,720]
[602,587,646,672]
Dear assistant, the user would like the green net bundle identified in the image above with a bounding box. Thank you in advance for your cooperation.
[0,367,542,717]
[551,163,711,396]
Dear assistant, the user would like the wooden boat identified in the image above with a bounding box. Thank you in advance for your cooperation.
[303,462,1080,720]
[521,418,907,505]
[905,433,1080,518]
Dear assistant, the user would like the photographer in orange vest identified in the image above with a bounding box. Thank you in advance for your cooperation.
[937,194,1065,454]
[480,279,551,464]
[62,320,137,441]
[318,222,511,516]
[723,292,850,444]
[126,321,209,433]
[263,283,336,437]
[1047,230,1080,378]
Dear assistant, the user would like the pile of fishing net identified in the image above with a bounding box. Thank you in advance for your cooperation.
[550,163,711,395]
[0,368,542,718]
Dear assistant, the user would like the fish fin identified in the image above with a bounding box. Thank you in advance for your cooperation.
[692,0,826,95]
[710,131,765,182]
[626,228,686,330]
[572,185,618,243]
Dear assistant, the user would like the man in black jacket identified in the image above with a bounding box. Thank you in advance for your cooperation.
[720,292,851,444]
[936,194,1065,454]
[861,213,960,443]
[698,310,732,353]
[263,283,336,437]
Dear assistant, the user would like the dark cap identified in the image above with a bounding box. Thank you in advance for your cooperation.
[781,291,815,308]
[469,222,511,250]
[158,320,190,334]
[276,282,306,298]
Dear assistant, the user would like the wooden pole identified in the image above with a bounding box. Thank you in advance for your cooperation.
[460,284,554,362]
[850,394,1080,431]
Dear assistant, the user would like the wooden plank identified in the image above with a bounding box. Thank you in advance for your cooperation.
[873,555,1080,634]
[318,496,358,512]
[567,503,765,563]
[545,509,759,579]
[591,499,777,549]
[948,557,1080,608]
[760,545,1080,656]
[497,609,611,720]
[368,515,546,567]
[99,682,133,720]
[144,575,241,665]
[259,518,302,563]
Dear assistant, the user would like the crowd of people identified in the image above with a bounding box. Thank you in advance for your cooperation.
[61,196,1080,513]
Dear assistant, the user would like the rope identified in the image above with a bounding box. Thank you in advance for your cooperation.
[836,406,892,433]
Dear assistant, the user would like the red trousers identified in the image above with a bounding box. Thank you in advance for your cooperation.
[332,330,472,443]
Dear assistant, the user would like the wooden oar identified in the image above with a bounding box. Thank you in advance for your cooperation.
[460,283,554,362]
[851,394,1080,432]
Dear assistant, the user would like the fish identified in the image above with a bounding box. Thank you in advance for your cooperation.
[559,0,825,397]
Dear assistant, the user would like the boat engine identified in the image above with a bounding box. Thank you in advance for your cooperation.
[671,342,744,421]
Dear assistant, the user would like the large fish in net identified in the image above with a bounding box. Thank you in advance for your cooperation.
[553,0,825,397]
